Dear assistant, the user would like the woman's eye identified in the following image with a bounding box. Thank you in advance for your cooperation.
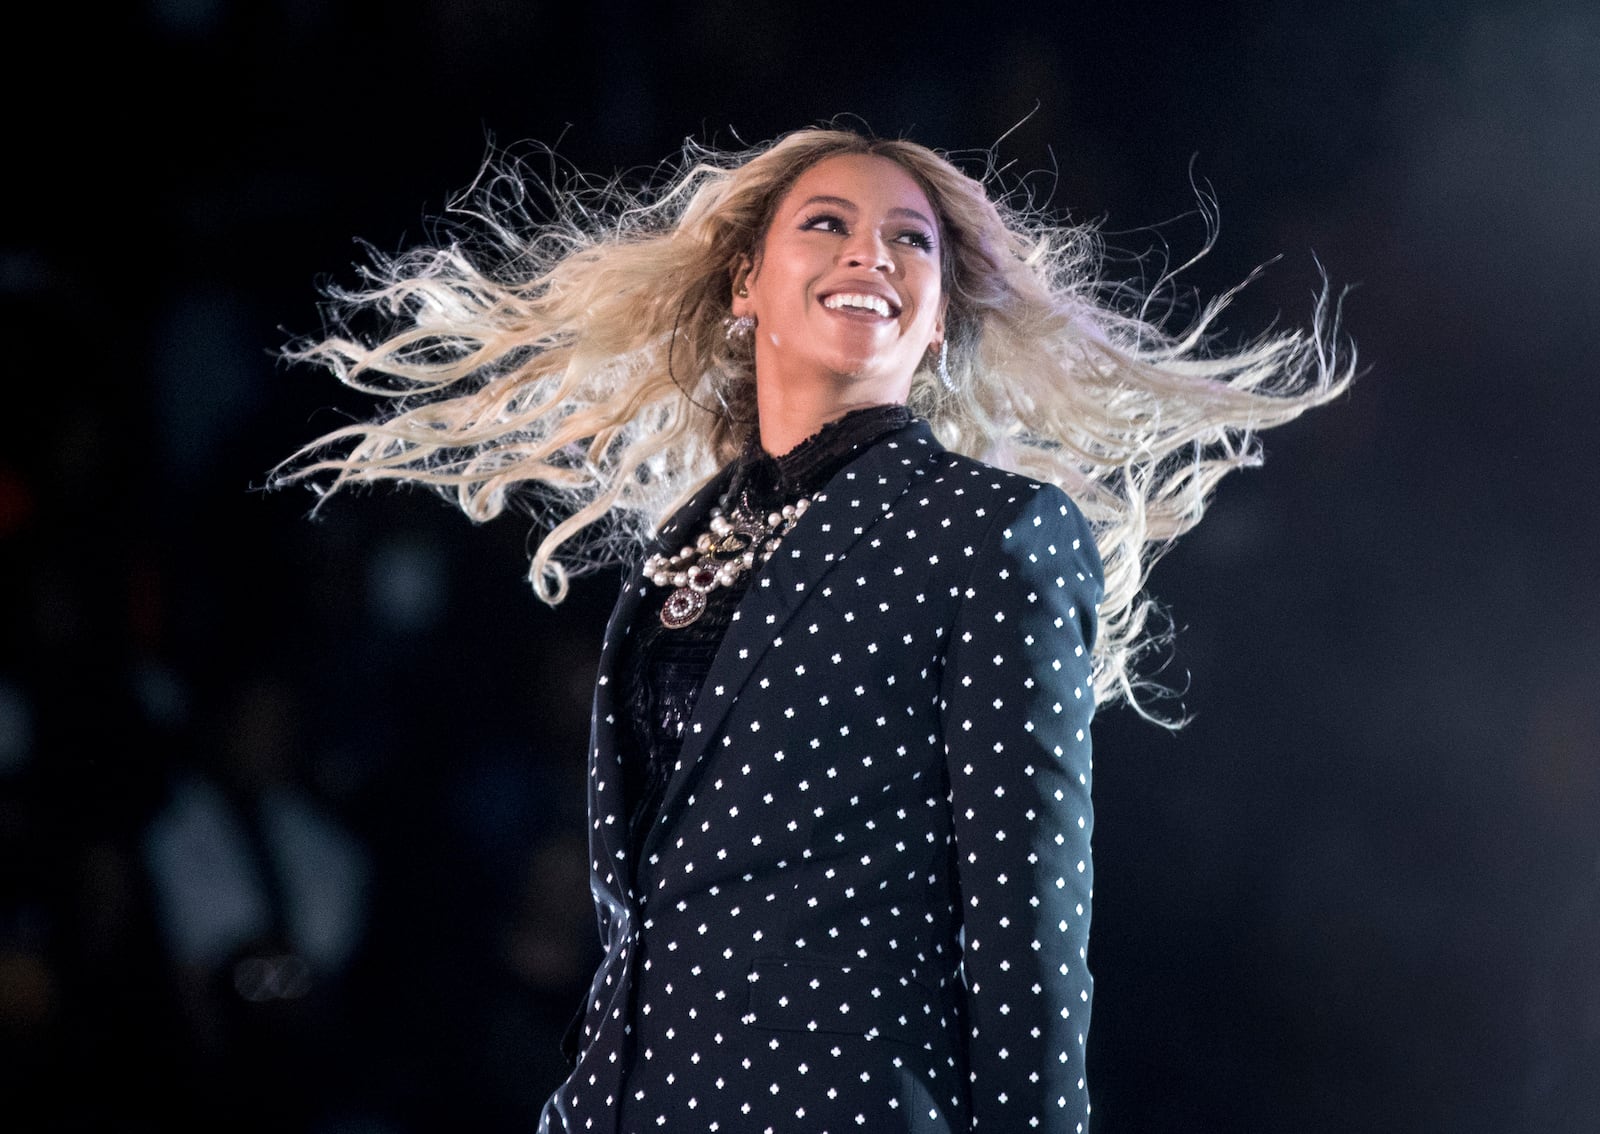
[799,214,933,251]
[801,213,847,233]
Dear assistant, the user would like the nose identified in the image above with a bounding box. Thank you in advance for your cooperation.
[840,229,895,273]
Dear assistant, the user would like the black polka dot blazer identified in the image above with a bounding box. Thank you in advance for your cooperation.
[540,419,1103,1134]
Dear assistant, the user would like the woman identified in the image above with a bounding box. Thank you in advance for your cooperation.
[276,126,1352,1132]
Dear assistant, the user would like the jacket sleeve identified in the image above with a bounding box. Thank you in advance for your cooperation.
[940,483,1103,1133]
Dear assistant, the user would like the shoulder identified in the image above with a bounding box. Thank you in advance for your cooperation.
[928,450,1071,501]
[808,419,1101,581]
[919,454,1105,637]
[924,453,1097,553]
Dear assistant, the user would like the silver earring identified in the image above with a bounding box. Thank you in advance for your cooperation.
[725,313,755,346]
[935,340,952,391]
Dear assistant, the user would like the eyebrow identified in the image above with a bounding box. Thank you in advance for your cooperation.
[795,194,937,231]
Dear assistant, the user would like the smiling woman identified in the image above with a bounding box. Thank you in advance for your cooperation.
[731,153,947,452]
[273,125,1353,1133]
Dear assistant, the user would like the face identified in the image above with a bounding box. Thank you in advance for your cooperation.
[732,152,946,410]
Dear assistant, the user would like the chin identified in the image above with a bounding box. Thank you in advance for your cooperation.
[819,349,904,383]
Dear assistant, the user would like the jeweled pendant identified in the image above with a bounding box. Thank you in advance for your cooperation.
[687,563,720,592]
[660,586,706,629]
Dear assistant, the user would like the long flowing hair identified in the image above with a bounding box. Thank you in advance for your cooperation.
[273,126,1355,719]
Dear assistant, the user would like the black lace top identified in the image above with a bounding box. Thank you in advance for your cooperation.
[618,404,914,862]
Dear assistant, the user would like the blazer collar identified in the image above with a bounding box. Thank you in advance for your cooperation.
[586,462,737,904]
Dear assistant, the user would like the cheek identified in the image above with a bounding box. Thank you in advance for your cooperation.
[917,279,945,328]
[756,258,810,313]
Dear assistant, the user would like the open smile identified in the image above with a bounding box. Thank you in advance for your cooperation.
[820,291,901,319]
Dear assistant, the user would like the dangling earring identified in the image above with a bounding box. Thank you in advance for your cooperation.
[725,313,755,345]
[666,292,755,423]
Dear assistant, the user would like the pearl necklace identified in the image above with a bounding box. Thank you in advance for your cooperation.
[645,492,812,629]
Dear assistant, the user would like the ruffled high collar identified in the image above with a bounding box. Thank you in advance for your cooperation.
[726,404,914,509]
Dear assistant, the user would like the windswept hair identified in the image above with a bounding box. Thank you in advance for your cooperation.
[274,125,1355,719]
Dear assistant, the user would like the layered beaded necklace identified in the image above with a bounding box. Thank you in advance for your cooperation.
[645,491,812,629]
[641,404,912,631]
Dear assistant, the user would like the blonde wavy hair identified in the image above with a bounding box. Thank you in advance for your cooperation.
[274,126,1355,718]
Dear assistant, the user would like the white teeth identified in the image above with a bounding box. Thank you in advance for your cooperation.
[824,293,892,317]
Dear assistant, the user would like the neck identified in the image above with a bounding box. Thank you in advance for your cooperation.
[754,376,910,457]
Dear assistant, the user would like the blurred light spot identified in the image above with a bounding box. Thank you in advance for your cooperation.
[0,250,59,297]
[0,678,34,775]
[0,948,56,1028]
[132,659,190,731]
[148,0,225,39]
[232,952,313,1002]
[0,466,32,537]
[365,539,445,633]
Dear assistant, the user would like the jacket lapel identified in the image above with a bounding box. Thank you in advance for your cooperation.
[588,466,735,905]
[640,420,942,856]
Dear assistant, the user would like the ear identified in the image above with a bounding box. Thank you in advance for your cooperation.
[929,294,949,349]
[730,254,758,317]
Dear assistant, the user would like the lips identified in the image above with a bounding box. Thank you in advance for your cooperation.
[820,289,901,319]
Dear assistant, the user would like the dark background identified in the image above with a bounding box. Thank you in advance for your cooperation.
[4,1,1597,1131]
